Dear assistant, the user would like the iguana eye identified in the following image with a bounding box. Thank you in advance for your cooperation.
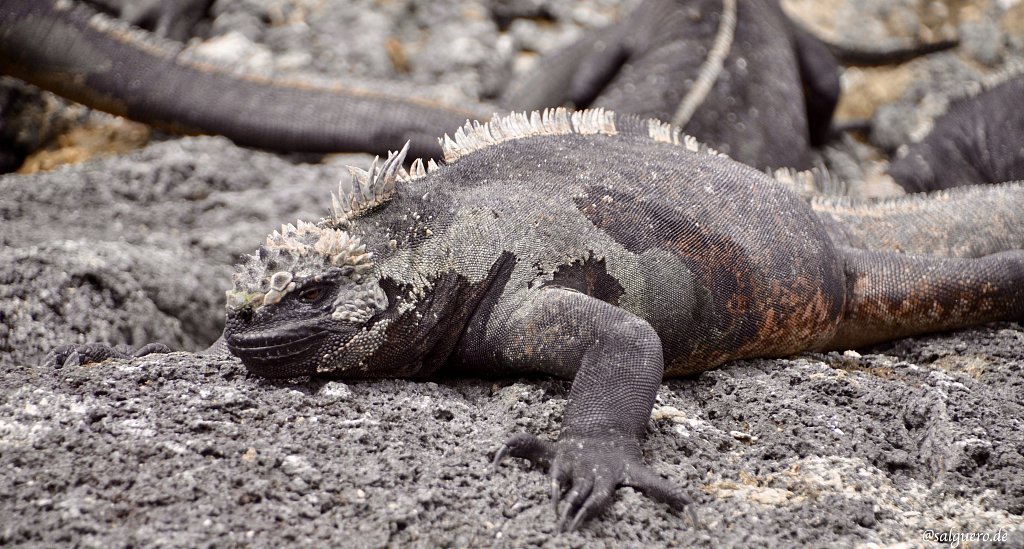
[298,287,322,303]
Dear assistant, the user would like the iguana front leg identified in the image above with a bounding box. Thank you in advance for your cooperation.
[467,287,695,530]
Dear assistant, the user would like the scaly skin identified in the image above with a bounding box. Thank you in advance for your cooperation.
[48,109,1024,529]
[500,0,841,169]
[811,182,1024,258]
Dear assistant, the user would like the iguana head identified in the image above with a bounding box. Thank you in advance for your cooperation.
[223,144,420,379]
[222,219,394,378]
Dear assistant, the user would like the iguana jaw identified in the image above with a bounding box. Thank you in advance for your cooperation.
[224,320,330,378]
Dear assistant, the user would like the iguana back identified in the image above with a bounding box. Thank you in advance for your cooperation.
[372,114,846,376]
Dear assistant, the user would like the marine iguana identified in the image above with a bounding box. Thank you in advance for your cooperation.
[2,0,841,169]
[48,108,1024,530]
[885,71,1024,192]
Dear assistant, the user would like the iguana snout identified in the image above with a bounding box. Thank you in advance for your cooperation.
[223,305,335,376]
[223,313,332,378]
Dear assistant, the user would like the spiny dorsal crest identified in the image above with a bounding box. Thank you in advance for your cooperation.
[646,119,727,158]
[331,141,413,227]
[943,58,1024,106]
[772,166,847,199]
[440,108,617,163]
[908,59,1024,143]
[809,180,1024,215]
[439,108,729,164]
[265,220,373,271]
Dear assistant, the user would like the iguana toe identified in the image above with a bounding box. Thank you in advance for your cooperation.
[493,433,556,470]
[558,472,593,519]
[549,437,627,531]
[44,342,170,367]
[132,342,172,357]
[624,463,700,527]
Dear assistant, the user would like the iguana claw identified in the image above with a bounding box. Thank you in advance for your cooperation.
[495,432,696,531]
[45,342,170,367]
[491,444,510,472]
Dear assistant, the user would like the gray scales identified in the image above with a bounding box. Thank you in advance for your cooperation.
[4,0,1019,536]
[49,109,1024,530]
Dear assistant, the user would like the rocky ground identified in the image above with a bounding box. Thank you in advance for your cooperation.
[2,0,1023,546]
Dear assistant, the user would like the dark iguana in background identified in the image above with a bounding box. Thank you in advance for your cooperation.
[886,71,1024,193]
[0,0,487,160]
[0,0,839,169]
[84,0,213,41]
[50,109,1024,529]
[500,0,841,169]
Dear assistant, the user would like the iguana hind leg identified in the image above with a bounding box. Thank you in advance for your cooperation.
[812,182,1024,258]
[827,247,1024,350]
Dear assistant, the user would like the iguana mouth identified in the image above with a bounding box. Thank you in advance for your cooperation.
[225,329,327,376]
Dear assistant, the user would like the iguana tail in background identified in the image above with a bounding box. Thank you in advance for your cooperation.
[0,0,490,159]
[811,182,1024,258]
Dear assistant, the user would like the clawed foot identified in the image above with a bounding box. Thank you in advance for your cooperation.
[117,0,211,40]
[493,432,697,531]
[44,342,170,367]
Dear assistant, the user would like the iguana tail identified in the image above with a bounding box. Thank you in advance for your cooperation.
[811,182,1024,258]
[828,248,1024,350]
[0,0,487,159]
[787,17,958,67]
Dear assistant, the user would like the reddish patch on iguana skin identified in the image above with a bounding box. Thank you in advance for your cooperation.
[829,250,1024,350]
[575,181,845,377]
